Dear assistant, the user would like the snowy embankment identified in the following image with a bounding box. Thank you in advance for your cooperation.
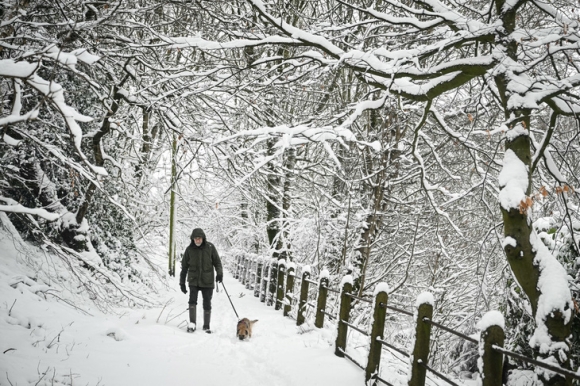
[0,229,363,386]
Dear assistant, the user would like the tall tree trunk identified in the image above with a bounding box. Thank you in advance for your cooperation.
[499,116,572,385]
[135,106,152,181]
[495,2,572,382]
[69,85,123,250]
[265,138,282,256]
[281,146,296,259]
[354,106,388,296]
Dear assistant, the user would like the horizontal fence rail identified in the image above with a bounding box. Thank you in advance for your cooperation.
[323,285,341,294]
[346,292,372,304]
[376,338,409,358]
[423,318,478,344]
[419,361,460,386]
[343,320,370,337]
[230,253,580,386]
[337,347,365,370]
[492,344,580,380]
[383,303,414,317]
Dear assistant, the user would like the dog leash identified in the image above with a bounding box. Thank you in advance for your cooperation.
[220,282,240,320]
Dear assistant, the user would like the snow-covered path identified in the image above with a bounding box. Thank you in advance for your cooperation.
[1,258,363,386]
[103,272,363,386]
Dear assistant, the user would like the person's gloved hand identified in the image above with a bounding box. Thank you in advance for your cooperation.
[216,274,223,283]
[180,283,187,294]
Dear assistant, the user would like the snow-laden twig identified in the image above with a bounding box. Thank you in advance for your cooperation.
[411,101,464,236]
[156,298,174,323]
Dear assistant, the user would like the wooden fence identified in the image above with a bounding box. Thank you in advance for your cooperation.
[231,254,579,386]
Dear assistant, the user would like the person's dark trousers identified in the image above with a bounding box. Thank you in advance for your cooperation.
[188,286,213,310]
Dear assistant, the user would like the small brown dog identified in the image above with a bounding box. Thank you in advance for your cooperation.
[237,318,258,340]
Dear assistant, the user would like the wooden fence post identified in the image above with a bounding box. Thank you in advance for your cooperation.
[366,285,389,385]
[245,256,253,289]
[276,259,286,311]
[241,254,246,285]
[335,275,353,357]
[234,254,241,279]
[408,292,434,386]
[315,269,330,328]
[242,253,250,285]
[238,254,243,283]
[284,263,296,317]
[267,259,278,306]
[478,311,505,386]
[254,258,263,298]
[297,267,311,326]
[260,260,270,303]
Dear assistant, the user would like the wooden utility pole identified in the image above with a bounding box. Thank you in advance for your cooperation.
[168,133,177,276]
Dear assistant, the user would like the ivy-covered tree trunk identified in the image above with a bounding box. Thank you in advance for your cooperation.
[495,3,572,382]
[499,118,572,385]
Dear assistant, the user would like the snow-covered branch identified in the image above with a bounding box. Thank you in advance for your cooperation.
[0,197,61,221]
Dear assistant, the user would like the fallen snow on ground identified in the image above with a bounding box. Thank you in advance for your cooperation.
[0,230,364,386]
[1,226,529,386]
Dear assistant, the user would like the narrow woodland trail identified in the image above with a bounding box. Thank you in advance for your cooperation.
[131,272,364,386]
[0,261,364,386]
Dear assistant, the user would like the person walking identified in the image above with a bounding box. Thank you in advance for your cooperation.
[179,228,223,333]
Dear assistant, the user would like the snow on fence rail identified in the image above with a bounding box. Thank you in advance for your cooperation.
[230,254,580,386]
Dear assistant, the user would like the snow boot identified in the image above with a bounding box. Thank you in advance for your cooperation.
[203,310,211,333]
[187,306,196,333]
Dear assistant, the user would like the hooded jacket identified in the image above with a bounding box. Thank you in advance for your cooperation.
[179,228,223,288]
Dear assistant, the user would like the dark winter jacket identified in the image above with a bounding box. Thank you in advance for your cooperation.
[179,228,223,288]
